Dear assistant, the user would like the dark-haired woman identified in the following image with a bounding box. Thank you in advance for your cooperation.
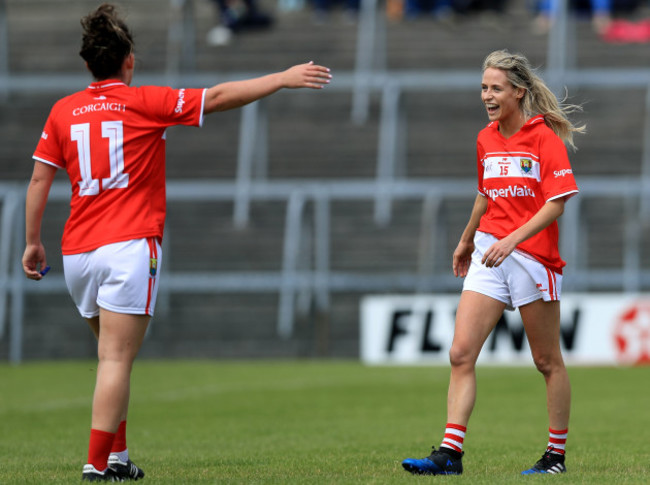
[22,3,331,481]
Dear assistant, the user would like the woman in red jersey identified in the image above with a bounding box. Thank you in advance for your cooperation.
[402,50,584,476]
[21,3,331,481]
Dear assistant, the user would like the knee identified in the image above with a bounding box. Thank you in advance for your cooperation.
[449,343,478,369]
[98,347,133,364]
[532,353,563,377]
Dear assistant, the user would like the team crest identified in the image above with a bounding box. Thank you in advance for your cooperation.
[149,257,158,277]
[520,158,532,173]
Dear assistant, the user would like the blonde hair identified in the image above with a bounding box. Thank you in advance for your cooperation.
[482,50,585,150]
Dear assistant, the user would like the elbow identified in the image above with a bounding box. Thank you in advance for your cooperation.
[550,198,565,217]
[29,174,52,192]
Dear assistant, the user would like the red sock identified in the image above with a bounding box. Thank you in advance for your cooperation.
[440,423,467,453]
[547,427,568,455]
[87,429,115,471]
[111,421,127,454]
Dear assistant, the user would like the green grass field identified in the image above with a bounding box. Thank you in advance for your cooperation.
[1,361,649,484]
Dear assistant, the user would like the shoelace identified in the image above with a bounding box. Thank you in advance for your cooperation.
[428,446,448,458]
[535,447,563,469]
[428,446,463,459]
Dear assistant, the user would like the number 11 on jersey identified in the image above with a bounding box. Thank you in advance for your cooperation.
[71,120,129,197]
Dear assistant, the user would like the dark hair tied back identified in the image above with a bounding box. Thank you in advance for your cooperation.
[79,3,134,80]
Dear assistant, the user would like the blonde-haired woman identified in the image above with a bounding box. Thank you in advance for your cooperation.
[402,50,584,476]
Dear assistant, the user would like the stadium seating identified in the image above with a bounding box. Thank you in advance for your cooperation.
[1,0,649,360]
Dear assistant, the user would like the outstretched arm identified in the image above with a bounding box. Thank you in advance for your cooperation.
[23,161,56,280]
[203,61,331,114]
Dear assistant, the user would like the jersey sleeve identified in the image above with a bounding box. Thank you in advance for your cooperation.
[32,105,66,170]
[138,86,206,128]
[539,132,578,202]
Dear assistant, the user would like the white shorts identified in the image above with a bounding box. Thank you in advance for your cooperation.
[462,231,562,311]
[63,237,162,318]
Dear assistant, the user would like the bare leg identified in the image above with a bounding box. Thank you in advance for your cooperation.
[401,291,505,475]
[86,316,100,339]
[447,291,506,426]
[520,299,570,432]
[90,309,149,432]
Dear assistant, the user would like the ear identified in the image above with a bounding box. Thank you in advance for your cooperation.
[515,87,526,99]
[124,53,135,70]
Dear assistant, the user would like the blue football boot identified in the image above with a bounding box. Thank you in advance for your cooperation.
[402,446,463,475]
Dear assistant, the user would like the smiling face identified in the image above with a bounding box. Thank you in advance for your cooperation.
[481,67,525,127]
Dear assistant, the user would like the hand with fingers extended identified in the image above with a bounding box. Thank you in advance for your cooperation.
[281,61,332,89]
[452,240,474,278]
[481,235,517,268]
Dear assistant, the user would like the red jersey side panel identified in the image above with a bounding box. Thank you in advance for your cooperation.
[476,115,578,273]
[33,81,206,255]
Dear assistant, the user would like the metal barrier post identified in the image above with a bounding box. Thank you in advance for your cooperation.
[9,202,25,364]
[277,191,307,338]
[234,100,268,228]
[0,186,19,340]
[623,194,642,292]
[313,192,331,355]
[374,81,404,225]
[640,84,650,221]
[546,0,571,95]
[0,0,9,101]
[416,192,443,292]
[295,208,313,316]
[352,0,381,125]
[166,0,196,86]
[313,192,330,311]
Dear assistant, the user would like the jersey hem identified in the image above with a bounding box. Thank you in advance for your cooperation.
[547,189,579,203]
[61,233,162,255]
[33,156,64,170]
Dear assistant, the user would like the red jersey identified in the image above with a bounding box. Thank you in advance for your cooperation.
[476,115,578,273]
[33,80,206,255]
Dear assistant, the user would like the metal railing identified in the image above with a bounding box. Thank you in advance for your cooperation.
[2,176,650,362]
[2,0,650,363]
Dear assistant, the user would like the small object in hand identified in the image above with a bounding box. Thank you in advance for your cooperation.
[39,265,51,277]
